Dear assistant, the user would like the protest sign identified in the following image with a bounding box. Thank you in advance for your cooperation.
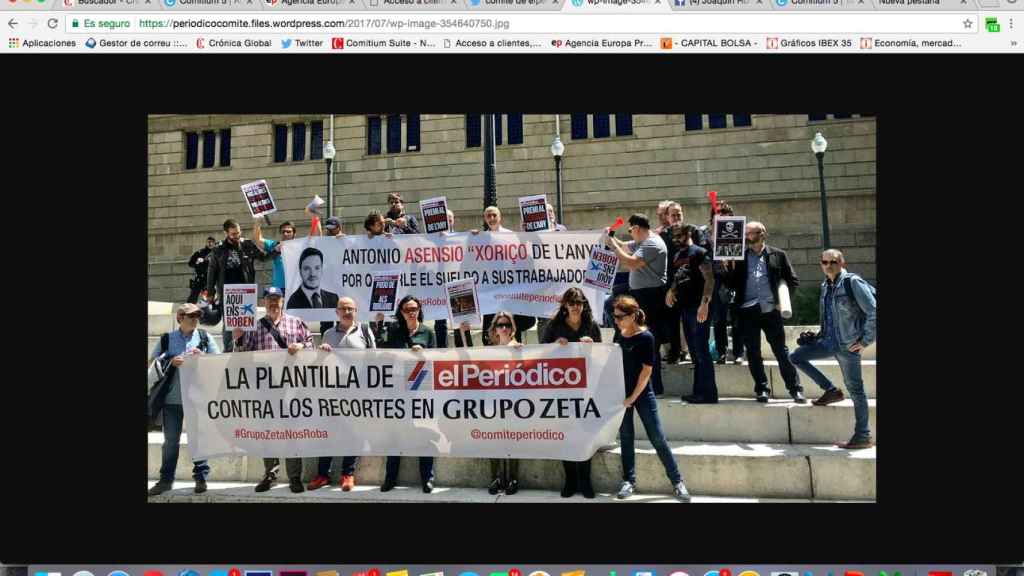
[281,232,606,322]
[222,284,258,332]
[179,343,625,461]
[369,271,401,313]
[582,245,619,292]
[713,215,746,260]
[519,195,551,232]
[446,278,481,327]
[420,196,450,234]
[240,180,277,219]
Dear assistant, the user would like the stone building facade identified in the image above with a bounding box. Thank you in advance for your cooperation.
[148,113,876,304]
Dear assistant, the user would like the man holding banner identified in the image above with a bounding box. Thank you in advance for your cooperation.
[232,286,315,493]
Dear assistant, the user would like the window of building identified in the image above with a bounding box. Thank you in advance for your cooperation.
[685,113,703,131]
[732,114,752,127]
[292,122,306,162]
[708,114,727,129]
[368,114,420,155]
[184,131,199,170]
[615,113,633,136]
[571,113,588,140]
[367,117,382,155]
[465,114,524,148]
[201,131,216,168]
[310,121,323,160]
[219,128,231,167]
[273,124,288,163]
[406,114,420,152]
[386,114,402,154]
[685,113,754,130]
[593,114,611,138]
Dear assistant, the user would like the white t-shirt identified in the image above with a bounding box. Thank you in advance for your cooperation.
[323,323,376,349]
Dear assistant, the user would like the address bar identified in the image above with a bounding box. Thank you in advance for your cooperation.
[67,13,979,33]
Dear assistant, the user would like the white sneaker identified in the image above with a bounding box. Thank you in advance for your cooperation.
[673,481,691,502]
[616,480,635,500]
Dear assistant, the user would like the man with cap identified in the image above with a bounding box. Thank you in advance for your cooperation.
[186,237,217,304]
[384,193,420,235]
[148,303,220,497]
[233,286,314,493]
[323,216,346,238]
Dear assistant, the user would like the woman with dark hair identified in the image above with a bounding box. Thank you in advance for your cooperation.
[381,295,438,494]
[483,310,524,495]
[611,295,691,502]
[540,287,602,498]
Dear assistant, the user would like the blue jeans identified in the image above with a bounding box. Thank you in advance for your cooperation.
[159,404,209,483]
[619,392,682,485]
[317,456,359,477]
[682,306,718,401]
[790,339,871,440]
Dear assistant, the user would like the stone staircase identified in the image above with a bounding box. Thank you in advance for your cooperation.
[147,301,877,503]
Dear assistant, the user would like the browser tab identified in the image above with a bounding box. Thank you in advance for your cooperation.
[874,0,979,10]
[769,0,876,12]
[468,0,563,12]
[564,0,671,14]
[368,0,468,9]
[669,0,773,14]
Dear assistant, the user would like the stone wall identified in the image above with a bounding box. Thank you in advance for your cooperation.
[148,113,876,302]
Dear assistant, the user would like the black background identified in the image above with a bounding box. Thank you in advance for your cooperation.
[2,55,1020,565]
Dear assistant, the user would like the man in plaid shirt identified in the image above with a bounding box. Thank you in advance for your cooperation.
[231,286,314,494]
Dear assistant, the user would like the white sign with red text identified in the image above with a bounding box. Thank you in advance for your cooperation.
[179,343,626,461]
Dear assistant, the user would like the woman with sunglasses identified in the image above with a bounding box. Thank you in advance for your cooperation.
[611,295,691,502]
[483,310,525,495]
[540,287,602,498]
[381,295,438,493]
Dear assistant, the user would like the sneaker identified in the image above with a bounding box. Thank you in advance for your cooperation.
[255,472,277,493]
[380,478,397,492]
[306,475,330,491]
[616,480,635,500]
[193,478,207,494]
[837,436,874,450]
[790,390,808,404]
[505,479,519,495]
[148,481,173,497]
[733,355,744,365]
[673,481,691,503]
[755,388,770,403]
[488,477,504,495]
[422,480,434,493]
[813,388,846,406]
[289,478,305,493]
[340,474,355,491]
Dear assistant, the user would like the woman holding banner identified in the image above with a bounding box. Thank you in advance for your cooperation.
[480,310,524,495]
[381,295,438,494]
[611,295,692,502]
[541,288,602,499]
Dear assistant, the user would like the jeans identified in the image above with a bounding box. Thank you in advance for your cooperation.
[790,339,871,440]
[434,319,448,349]
[316,456,359,478]
[159,404,209,483]
[664,298,683,360]
[682,306,718,401]
[222,327,233,352]
[619,391,682,485]
[740,306,801,394]
[385,456,435,485]
[710,285,729,358]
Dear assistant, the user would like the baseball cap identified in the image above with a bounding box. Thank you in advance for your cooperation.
[263,286,284,298]
[325,217,341,230]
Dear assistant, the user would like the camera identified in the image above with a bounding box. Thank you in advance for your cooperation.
[796,331,819,346]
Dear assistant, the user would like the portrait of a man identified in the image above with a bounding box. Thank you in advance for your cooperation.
[286,246,339,310]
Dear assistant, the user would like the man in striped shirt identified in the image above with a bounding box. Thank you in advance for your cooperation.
[232,286,314,493]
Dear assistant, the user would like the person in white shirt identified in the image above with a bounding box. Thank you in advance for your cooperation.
[305,296,378,492]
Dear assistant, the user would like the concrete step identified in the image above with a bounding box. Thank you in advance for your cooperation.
[633,397,876,445]
[148,434,875,500]
[147,481,868,503]
[661,360,877,400]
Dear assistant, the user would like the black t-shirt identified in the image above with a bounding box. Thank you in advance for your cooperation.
[223,243,246,285]
[613,329,656,398]
[672,244,708,308]
[540,317,602,344]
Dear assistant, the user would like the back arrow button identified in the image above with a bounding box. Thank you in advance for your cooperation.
[8,19,18,29]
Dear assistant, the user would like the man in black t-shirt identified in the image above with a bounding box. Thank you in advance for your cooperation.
[206,218,267,352]
[665,223,718,403]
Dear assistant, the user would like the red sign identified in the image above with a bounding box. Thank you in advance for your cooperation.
[434,358,587,390]
[332,37,345,49]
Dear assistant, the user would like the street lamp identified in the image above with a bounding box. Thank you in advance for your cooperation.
[551,134,565,225]
[811,132,830,249]
[324,139,336,218]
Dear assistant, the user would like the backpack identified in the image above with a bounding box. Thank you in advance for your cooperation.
[147,329,211,425]
[842,274,876,315]
[359,322,375,348]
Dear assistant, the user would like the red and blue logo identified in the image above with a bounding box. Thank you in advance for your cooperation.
[407,361,431,390]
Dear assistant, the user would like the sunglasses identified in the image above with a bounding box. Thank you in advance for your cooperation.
[612,312,630,320]
[821,260,840,265]
[495,323,513,329]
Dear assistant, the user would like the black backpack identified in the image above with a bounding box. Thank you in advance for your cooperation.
[147,330,210,426]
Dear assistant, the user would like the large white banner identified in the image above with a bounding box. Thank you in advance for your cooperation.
[180,343,626,461]
[280,231,606,322]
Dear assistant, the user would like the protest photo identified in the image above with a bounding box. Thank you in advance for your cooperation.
[148,113,878,504]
